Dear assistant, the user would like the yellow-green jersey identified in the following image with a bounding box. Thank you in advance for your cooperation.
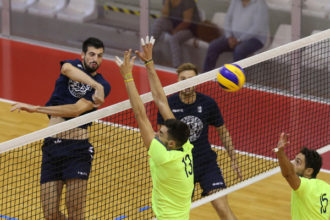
[148,138,194,220]
[291,177,330,220]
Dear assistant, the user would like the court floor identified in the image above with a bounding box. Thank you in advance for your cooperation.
[1,101,329,219]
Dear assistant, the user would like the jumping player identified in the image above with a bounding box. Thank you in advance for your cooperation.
[11,37,111,220]
[115,36,194,220]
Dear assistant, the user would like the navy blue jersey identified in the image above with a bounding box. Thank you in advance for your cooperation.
[46,59,111,124]
[157,92,224,165]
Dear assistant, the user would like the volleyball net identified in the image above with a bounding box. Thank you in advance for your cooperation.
[0,30,329,219]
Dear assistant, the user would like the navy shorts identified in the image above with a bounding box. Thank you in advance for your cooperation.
[40,137,94,184]
[194,159,226,196]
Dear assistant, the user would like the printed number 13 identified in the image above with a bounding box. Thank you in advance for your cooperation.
[182,154,193,178]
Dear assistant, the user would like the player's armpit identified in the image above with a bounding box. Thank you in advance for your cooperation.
[284,173,301,191]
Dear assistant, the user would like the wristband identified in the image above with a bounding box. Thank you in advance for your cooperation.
[124,73,133,80]
[144,59,153,66]
[125,78,134,83]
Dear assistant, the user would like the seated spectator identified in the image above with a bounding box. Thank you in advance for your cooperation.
[151,0,201,68]
[203,0,269,72]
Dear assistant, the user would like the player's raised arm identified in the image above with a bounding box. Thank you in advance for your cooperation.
[274,133,301,190]
[115,49,155,149]
[135,36,175,121]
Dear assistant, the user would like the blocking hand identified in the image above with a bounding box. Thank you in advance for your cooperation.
[135,35,155,63]
[115,49,136,79]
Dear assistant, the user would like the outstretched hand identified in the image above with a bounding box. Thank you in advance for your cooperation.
[10,102,37,113]
[135,35,155,63]
[274,132,289,152]
[115,49,136,78]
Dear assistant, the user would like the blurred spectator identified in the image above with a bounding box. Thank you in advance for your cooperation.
[152,0,201,68]
[203,0,269,72]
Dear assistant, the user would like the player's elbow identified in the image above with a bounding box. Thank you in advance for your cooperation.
[61,63,73,76]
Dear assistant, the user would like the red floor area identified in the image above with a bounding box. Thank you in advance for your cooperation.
[1,37,329,169]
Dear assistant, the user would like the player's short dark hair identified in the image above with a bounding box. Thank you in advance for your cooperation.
[164,119,190,148]
[82,37,104,53]
[300,147,322,178]
[176,63,198,76]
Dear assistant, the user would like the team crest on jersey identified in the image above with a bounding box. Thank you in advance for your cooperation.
[68,79,92,98]
[181,115,203,142]
[197,106,202,113]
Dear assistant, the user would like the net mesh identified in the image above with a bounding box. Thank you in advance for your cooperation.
[0,33,329,219]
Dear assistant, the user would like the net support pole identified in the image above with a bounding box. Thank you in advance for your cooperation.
[290,0,302,150]
[139,0,149,90]
[291,0,302,41]
[290,0,302,95]
[1,0,11,36]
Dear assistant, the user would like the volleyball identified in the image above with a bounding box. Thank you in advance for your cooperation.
[217,64,246,92]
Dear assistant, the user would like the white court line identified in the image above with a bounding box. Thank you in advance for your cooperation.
[0,98,15,104]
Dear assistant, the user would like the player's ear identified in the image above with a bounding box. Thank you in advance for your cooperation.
[305,167,314,178]
[168,140,176,149]
[81,51,85,60]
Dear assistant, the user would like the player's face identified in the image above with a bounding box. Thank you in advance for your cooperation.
[178,70,197,96]
[292,153,307,177]
[81,46,104,73]
[156,125,176,150]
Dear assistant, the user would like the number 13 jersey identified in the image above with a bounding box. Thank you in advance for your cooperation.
[148,138,194,220]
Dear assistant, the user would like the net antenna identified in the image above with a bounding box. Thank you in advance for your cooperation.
[0,29,329,219]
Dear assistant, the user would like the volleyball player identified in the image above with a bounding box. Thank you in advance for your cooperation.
[11,37,111,220]
[156,63,241,220]
[115,37,194,219]
[275,133,330,220]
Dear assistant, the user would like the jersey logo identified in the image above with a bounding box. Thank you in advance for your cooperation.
[68,79,92,98]
[77,171,88,176]
[77,64,83,69]
[197,106,202,113]
[212,182,224,186]
[54,139,62,144]
[172,109,184,113]
[181,115,203,142]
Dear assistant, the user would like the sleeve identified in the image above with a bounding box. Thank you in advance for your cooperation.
[224,0,236,38]
[148,139,170,165]
[237,1,269,42]
[98,76,111,98]
[60,59,80,69]
[207,98,224,127]
[157,110,165,125]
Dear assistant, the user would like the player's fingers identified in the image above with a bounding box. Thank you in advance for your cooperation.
[150,36,155,45]
[115,56,123,66]
[124,50,131,63]
[146,35,150,44]
[141,38,145,46]
[131,56,136,65]
[127,49,132,61]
